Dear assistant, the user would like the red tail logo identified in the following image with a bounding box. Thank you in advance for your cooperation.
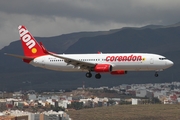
[18,25,46,57]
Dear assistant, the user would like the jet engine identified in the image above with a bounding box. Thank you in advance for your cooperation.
[94,64,112,73]
[111,70,127,75]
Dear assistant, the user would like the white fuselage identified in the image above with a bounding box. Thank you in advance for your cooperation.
[30,53,173,72]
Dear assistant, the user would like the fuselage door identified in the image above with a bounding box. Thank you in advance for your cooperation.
[150,58,154,64]
[42,59,45,67]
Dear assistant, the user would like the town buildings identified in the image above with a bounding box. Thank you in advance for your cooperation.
[0,81,180,119]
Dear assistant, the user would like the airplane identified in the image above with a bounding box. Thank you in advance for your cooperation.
[5,25,174,79]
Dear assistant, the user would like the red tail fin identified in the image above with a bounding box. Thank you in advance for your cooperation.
[18,25,46,57]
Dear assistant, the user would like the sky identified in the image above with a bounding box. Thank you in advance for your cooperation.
[0,0,180,49]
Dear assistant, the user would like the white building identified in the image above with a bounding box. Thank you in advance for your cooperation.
[58,100,70,109]
[177,98,180,103]
[13,91,23,99]
[46,99,56,106]
[99,97,109,102]
[3,110,71,120]
[109,98,121,101]
[153,90,168,97]
[136,89,147,97]
[79,98,92,104]
[42,111,71,120]
[0,112,4,116]
[29,113,40,120]
[28,94,37,100]
[132,98,141,105]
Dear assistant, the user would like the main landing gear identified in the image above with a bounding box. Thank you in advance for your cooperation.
[95,73,101,79]
[155,72,158,77]
[86,72,92,78]
[85,72,101,79]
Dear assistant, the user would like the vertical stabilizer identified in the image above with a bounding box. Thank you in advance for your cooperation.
[18,25,46,57]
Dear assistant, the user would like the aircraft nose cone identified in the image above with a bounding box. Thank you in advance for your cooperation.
[166,60,174,67]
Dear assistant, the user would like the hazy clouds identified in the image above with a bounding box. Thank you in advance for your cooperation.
[1,0,180,48]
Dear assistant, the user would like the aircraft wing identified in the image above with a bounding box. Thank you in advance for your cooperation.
[39,42,96,70]
[49,53,96,70]
[4,53,34,60]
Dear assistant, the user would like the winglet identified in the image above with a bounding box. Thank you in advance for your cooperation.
[98,51,102,54]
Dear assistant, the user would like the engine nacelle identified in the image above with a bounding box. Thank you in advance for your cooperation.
[94,64,112,73]
[111,70,127,75]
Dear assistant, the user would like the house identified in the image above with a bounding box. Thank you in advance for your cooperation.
[136,89,147,97]
[132,98,142,105]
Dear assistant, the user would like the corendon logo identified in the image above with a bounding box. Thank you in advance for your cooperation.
[106,55,143,62]
[18,26,37,54]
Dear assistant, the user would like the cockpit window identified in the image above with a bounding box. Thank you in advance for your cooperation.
[159,58,167,60]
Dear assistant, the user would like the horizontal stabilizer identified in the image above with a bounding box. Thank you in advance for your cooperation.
[4,53,34,60]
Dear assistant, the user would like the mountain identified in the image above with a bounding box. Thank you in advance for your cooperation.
[0,24,179,91]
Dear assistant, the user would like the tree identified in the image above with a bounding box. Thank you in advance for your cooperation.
[52,106,65,112]
[151,98,161,104]
[68,102,83,110]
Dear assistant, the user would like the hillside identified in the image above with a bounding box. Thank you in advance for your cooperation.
[62,90,124,98]
[0,23,179,91]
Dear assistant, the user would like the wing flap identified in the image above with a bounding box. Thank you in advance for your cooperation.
[47,52,95,71]
[40,42,96,71]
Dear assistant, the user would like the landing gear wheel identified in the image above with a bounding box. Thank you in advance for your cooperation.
[95,73,101,79]
[155,72,158,77]
[86,72,92,78]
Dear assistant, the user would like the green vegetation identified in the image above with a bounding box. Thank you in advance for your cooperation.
[68,104,180,120]
[68,102,83,110]
[51,106,65,112]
